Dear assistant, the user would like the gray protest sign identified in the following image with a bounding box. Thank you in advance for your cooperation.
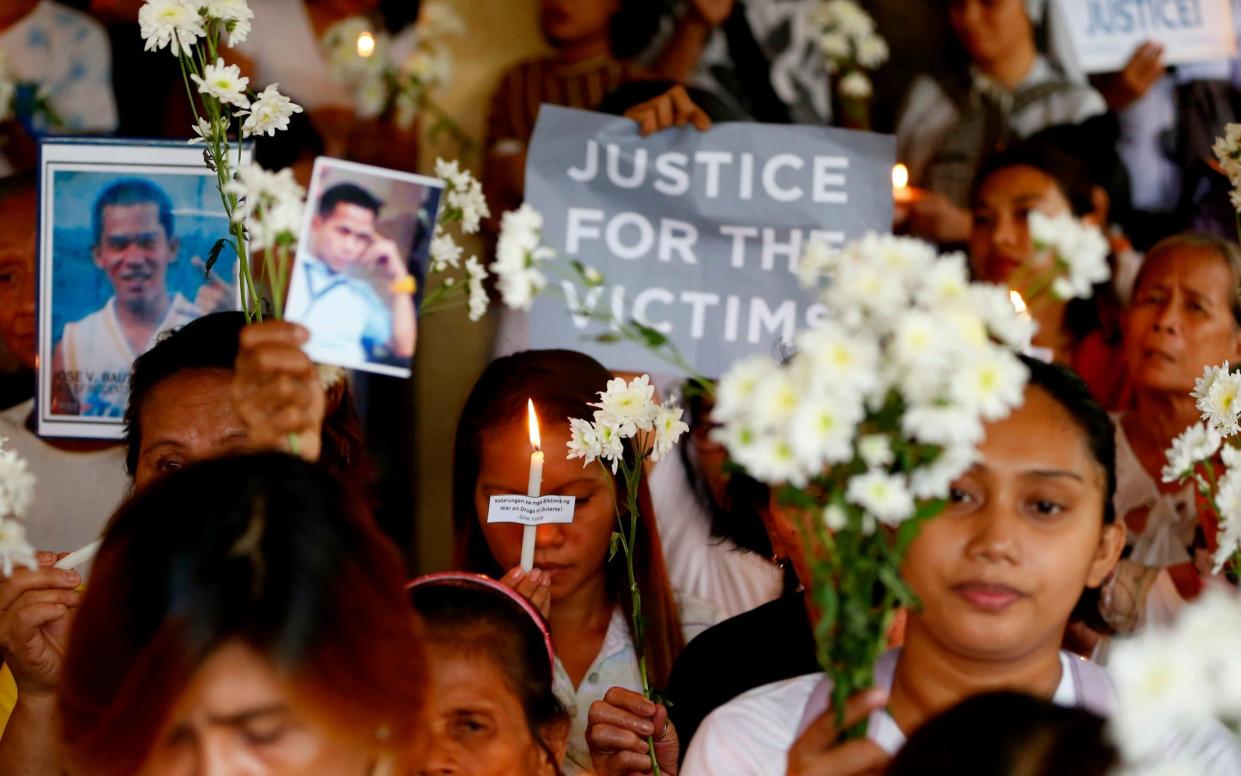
[524,105,895,378]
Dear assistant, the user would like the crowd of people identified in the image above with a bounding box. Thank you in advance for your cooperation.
[1,0,1241,774]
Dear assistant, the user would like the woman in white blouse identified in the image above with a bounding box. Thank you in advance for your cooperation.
[451,349,721,775]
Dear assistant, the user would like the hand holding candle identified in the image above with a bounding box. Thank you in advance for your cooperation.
[522,399,544,572]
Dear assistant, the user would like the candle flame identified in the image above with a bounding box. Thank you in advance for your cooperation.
[1010,290,1030,320]
[892,163,909,191]
[356,30,376,58]
[527,399,542,452]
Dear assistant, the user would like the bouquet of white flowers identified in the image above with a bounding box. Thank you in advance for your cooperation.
[1107,589,1241,774]
[0,437,37,578]
[139,0,303,320]
[811,0,889,127]
[714,233,1031,734]
[1162,363,1241,575]
[567,375,689,776]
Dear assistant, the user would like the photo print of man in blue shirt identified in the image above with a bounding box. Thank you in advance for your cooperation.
[288,182,417,370]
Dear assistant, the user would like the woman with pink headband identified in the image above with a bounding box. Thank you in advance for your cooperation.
[409,573,571,776]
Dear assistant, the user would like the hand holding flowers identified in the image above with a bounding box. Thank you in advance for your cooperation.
[567,375,689,776]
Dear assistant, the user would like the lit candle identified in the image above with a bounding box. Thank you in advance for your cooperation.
[1009,289,1030,321]
[356,30,376,58]
[522,399,543,572]
[892,163,923,204]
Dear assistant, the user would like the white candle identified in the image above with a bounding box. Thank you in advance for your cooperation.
[356,30,376,58]
[54,539,101,571]
[522,399,543,572]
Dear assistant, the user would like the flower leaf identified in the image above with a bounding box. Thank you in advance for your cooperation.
[204,237,232,277]
[608,531,621,562]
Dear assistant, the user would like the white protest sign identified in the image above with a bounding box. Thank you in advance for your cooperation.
[524,105,895,378]
[1053,0,1237,74]
[487,495,577,526]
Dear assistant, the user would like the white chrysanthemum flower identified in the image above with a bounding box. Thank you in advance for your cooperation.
[846,470,914,526]
[1027,210,1111,301]
[818,31,851,61]
[858,435,893,469]
[592,375,657,437]
[966,282,1036,350]
[855,33,889,68]
[651,404,689,462]
[0,442,35,520]
[948,346,1028,422]
[191,57,251,109]
[204,0,254,44]
[1203,369,1241,436]
[465,256,489,322]
[713,355,777,423]
[1212,123,1241,185]
[796,237,836,288]
[429,226,462,272]
[223,162,306,253]
[436,158,490,235]
[918,252,971,309]
[567,417,603,465]
[822,0,876,37]
[788,394,863,471]
[1108,631,1216,761]
[490,205,552,311]
[139,0,206,56]
[188,116,214,144]
[751,369,801,430]
[891,310,955,374]
[910,444,978,500]
[1161,423,1221,484]
[823,504,849,532]
[838,70,872,99]
[592,420,626,473]
[355,75,389,119]
[734,432,807,487]
[0,518,36,578]
[420,3,466,37]
[240,84,302,137]
[794,323,881,398]
[902,402,986,448]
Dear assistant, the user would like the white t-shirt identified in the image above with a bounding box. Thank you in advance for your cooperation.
[0,0,117,173]
[0,400,127,557]
[557,593,721,776]
[682,649,1241,775]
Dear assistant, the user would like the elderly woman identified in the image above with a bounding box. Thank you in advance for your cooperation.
[1107,234,1241,633]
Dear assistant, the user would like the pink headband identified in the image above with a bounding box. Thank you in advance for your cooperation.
[406,572,556,672]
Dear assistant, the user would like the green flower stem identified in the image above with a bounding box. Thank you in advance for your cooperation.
[603,437,661,776]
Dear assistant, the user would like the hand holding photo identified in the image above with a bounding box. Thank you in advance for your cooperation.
[284,158,443,377]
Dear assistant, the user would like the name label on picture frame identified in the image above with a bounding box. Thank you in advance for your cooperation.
[486,495,577,526]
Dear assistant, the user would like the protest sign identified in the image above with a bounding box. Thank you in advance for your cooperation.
[524,105,895,378]
[487,495,577,527]
[1053,0,1237,74]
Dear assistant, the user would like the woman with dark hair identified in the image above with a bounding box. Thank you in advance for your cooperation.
[887,691,1118,776]
[968,140,1127,402]
[56,453,425,776]
[411,573,571,776]
[587,359,1239,774]
[452,349,719,775]
[895,0,1104,245]
[676,358,1241,775]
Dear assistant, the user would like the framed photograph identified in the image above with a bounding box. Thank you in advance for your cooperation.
[37,138,249,439]
[285,157,443,378]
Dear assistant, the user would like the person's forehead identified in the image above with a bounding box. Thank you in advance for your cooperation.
[325,202,376,224]
[101,201,164,229]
